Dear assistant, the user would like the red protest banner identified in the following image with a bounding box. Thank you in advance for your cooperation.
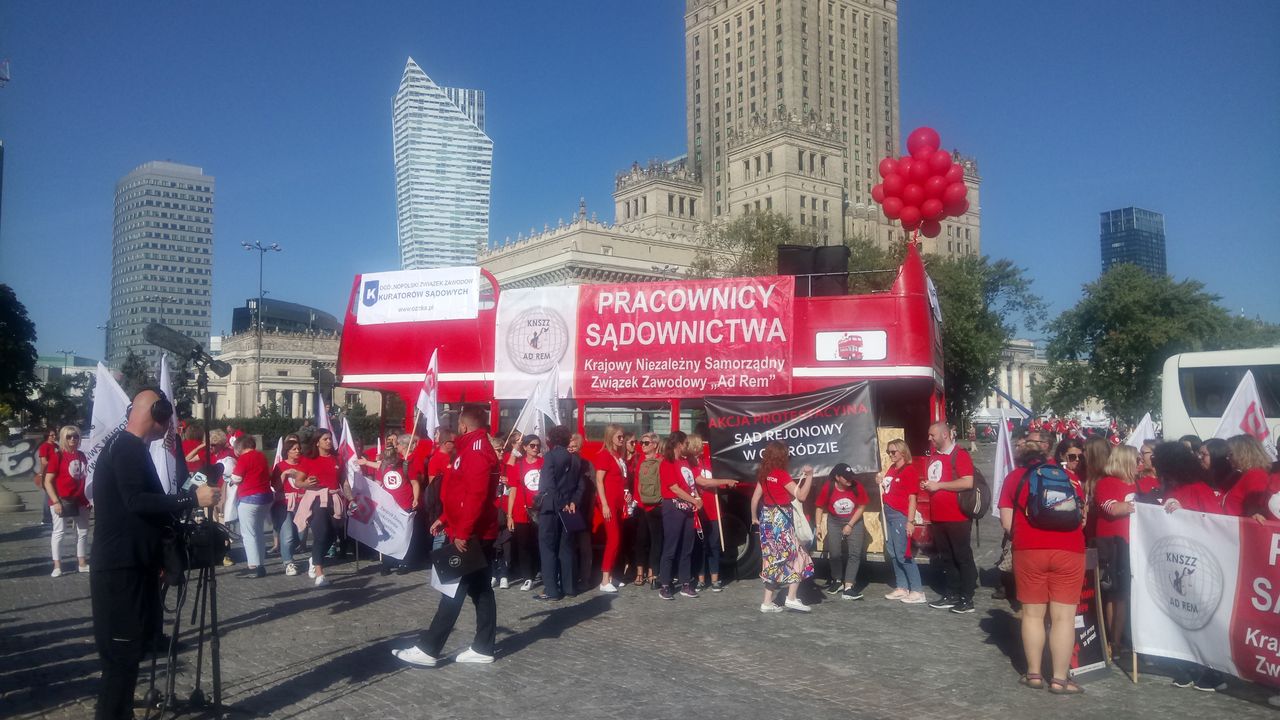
[576,276,794,398]
[1230,520,1280,686]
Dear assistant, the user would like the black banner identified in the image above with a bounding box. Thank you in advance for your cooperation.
[705,381,877,481]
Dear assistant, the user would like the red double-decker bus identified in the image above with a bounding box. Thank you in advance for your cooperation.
[336,243,944,571]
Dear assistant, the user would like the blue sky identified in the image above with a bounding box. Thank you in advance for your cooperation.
[1,1,1277,360]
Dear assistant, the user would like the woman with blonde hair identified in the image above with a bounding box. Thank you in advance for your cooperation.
[593,423,629,592]
[685,433,738,592]
[877,438,925,603]
[43,425,90,576]
[1092,444,1157,660]
[750,441,815,612]
[1224,434,1279,521]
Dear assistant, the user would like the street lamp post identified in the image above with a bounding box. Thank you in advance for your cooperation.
[243,242,282,416]
[55,349,75,371]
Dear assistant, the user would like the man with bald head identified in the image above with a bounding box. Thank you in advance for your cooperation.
[921,421,979,615]
[90,388,219,719]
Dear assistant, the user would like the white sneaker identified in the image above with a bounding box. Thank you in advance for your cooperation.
[490,577,498,588]
[392,646,439,668]
[78,564,90,573]
[314,574,329,587]
[455,647,495,664]
[308,560,317,579]
[50,568,62,578]
[759,602,784,613]
[599,582,618,594]
[901,591,928,604]
[520,579,533,591]
[499,577,509,590]
[884,588,909,600]
[284,562,298,577]
[784,598,811,613]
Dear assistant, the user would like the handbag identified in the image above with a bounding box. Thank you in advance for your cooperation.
[59,499,80,518]
[791,498,815,545]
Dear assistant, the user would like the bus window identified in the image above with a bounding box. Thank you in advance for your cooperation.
[583,402,672,442]
[497,399,578,441]
[679,402,708,436]
[1179,364,1280,418]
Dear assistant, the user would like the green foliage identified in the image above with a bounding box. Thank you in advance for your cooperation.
[0,284,39,421]
[925,254,1044,427]
[30,374,92,430]
[691,211,819,278]
[1036,264,1280,423]
[845,236,904,295]
[118,350,153,398]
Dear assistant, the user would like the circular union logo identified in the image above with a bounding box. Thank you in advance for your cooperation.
[523,469,541,493]
[67,458,86,480]
[383,470,403,491]
[833,498,855,515]
[1145,535,1224,631]
[506,307,569,375]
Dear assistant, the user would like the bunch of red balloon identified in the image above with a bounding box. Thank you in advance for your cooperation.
[870,127,969,239]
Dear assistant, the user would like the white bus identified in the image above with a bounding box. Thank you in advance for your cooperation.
[1161,348,1280,440]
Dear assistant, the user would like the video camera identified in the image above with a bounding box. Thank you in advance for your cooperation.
[162,463,232,585]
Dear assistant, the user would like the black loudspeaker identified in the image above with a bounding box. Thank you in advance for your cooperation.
[811,245,850,296]
[776,244,816,297]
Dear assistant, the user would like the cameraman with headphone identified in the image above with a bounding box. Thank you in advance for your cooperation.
[90,388,219,719]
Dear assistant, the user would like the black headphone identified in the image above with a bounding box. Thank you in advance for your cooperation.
[128,387,174,425]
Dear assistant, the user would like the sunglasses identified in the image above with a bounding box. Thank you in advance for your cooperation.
[526,444,541,449]
[887,449,901,455]
[66,435,81,440]
[1065,453,1082,461]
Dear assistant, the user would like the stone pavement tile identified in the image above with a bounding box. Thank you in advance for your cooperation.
[1,477,1276,719]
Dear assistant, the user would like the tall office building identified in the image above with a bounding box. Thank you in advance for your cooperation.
[685,0,899,219]
[107,161,214,366]
[393,58,493,269]
[1100,207,1166,276]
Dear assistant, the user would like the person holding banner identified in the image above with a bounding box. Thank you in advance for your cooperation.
[43,426,91,577]
[1093,445,1155,661]
[879,439,926,604]
[1224,435,1279,521]
[750,441,815,613]
[593,424,628,594]
[657,431,702,601]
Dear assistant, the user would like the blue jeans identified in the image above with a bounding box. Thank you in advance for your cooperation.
[272,503,297,564]
[884,505,922,592]
[238,498,273,568]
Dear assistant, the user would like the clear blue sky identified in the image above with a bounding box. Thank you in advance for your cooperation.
[1,1,1277,360]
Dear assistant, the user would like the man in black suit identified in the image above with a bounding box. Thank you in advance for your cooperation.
[534,424,582,601]
[90,388,219,719]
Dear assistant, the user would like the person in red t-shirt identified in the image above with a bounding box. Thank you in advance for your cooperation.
[375,446,420,575]
[230,435,274,578]
[393,407,500,667]
[43,426,90,576]
[1092,445,1143,661]
[1223,435,1278,521]
[814,463,869,599]
[686,434,736,593]
[921,422,978,613]
[295,429,349,586]
[879,439,925,603]
[36,428,57,526]
[505,435,543,590]
[656,431,703,600]
[998,442,1086,694]
[594,425,629,593]
[273,438,306,575]
[181,425,206,473]
[750,440,815,613]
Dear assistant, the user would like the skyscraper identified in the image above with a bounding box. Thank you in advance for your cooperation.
[685,0,900,220]
[1100,207,1167,277]
[107,161,214,366]
[393,58,492,269]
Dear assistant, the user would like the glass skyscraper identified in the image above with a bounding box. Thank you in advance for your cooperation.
[1100,207,1167,277]
[108,161,214,366]
[393,58,492,269]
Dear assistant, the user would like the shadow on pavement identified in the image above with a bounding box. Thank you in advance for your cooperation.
[978,608,1026,675]
[496,594,615,658]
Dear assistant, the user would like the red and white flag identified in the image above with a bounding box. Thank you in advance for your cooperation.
[343,416,415,559]
[1212,370,1277,461]
[991,418,1016,503]
[415,349,441,439]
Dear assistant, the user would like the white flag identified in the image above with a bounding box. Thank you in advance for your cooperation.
[415,349,440,439]
[1212,370,1277,460]
[991,419,1016,504]
[1125,412,1157,450]
[148,354,180,494]
[273,435,285,471]
[316,394,332,435]
[343,416,415,559]
[512,369,561,439]
[83,363,130,501]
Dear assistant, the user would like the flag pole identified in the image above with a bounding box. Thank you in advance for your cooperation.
[713,491,726,551]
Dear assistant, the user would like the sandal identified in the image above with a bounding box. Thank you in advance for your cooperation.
[1048,678,1084,695]
[633,575,647,587]
[1019,673,1045,690]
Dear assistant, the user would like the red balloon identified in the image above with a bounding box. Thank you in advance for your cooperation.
[882,173,906,198]
[878,158,898,179]
[882,196,904,220]
[925,175,948,199]
[943,195,966,216]
[921,198,944,221]
[906,127,941,157]
[920,219,942,238]
[871,183,886,203]
[901,183,925,207]
[943,181,968,206]
[944,163,965,184]
[899,204,922,229]
[929,149,952,174]
[960,199,970,215]
[911,143,933,161]
[896,157,915,179]
[909,159,931,183]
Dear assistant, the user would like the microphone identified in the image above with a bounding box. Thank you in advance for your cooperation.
[144,322,232,377]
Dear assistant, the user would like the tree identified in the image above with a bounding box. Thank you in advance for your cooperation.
[0,284,39,423]
[690,211,819,278]
[31,374,91,429]
[1035,264,1280,423]
[925,254,1044,427]
[118,350,153,398]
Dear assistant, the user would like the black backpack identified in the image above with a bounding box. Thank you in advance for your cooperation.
[950,451,991,520]
[1017,462,1082,531]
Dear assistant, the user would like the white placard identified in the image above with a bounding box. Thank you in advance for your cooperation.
[814,330,887,361]
[494,286,579,400]
[355,267,480,326]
